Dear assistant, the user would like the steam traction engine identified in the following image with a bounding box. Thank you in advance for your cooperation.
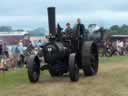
[27,7,99,83]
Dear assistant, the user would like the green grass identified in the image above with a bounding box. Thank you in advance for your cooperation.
[0,69,49,96]
[0,56,128,96]
[0,69,27,92]
[0,69,48,89]
[100,55,128,64]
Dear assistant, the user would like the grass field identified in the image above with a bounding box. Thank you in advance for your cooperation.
[0,56,128,96]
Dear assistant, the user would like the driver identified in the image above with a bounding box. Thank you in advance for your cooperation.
[73,18,87,40]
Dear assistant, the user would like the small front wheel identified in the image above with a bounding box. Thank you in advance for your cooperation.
[69,53,79,82]
[27,55,40,83]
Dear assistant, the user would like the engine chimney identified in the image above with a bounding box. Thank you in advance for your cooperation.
[47,7,56,35]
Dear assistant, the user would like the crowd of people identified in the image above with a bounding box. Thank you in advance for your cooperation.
[0,39,48,71]
[101,40,128,57]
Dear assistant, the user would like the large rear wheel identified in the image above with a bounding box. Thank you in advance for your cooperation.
[82,41,99,76]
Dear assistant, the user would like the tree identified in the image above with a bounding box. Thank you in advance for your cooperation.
[28,27,46,36]
[15,29,24,32]
[120,24,128,34]
[110,25,121,35]
[0,26,13,32]
[110,25,120,31]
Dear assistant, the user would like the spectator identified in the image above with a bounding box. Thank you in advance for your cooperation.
[15,41,25,67]
[116,40,124,55]
[37,40,43,47]
[3,43,9,58]
[0,44,2,56]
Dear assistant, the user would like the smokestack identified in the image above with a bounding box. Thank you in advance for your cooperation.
[47,7,56,35]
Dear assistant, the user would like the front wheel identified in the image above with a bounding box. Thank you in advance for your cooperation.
[69,53,79,82]
[27,55,40,83]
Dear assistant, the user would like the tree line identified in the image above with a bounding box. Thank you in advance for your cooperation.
[0,25,128,36]
[109,24,128,35]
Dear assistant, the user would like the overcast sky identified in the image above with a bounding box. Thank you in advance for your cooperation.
[0,0,128,30]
